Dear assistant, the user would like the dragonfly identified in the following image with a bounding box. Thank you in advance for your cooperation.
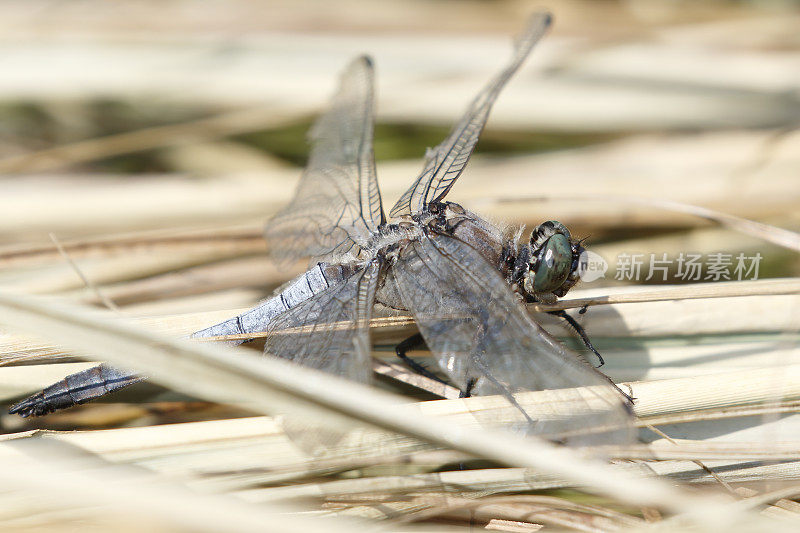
[11,12,633,443]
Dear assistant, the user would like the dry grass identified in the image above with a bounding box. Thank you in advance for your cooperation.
[0,1,798,531]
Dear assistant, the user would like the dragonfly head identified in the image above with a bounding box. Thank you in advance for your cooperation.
[522,221,584,304]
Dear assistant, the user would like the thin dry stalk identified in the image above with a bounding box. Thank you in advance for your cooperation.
[532,278,800,313]
[0,226,265,267]
[49,233,120,312]
[494,194,800,253]
[0,106,307,174]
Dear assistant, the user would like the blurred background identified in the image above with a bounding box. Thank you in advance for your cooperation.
[0,0,798,428]
[0,4,799,531]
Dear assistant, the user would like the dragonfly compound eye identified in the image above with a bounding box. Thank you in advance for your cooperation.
[524,233,572,295]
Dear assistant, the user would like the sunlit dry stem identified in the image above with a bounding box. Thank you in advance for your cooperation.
[190,278,800,342]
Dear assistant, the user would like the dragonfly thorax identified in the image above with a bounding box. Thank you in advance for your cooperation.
[370,222,422,264]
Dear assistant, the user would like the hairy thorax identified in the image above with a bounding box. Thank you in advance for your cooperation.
[373,202,512,311]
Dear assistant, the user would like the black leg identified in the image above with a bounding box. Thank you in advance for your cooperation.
[395,333,449,386]
[552,308,634,405]
[548,309,605,367]
[459,378,477,399]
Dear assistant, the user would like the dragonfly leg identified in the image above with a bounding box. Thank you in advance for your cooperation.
[459,377,477,399]
[9,364,143,418]
[395,333,450,386]
[467,309,538,425]
[548,309,604,367]
[549,310,635,407]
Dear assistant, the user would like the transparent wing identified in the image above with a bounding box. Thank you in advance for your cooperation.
[389,12,551,218]
[391,232,633,445]
[263,259,381,383]
[266,56,385,264]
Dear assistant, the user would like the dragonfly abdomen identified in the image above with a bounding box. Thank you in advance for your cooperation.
[191,262,355,342]
[9,364,143,418]
[9,264,357,418]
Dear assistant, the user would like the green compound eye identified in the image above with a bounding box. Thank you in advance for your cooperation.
[532,233,572,293]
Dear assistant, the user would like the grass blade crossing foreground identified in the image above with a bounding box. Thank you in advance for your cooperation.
[0,289,739,525]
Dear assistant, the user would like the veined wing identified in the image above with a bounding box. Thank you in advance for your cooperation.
[263,259,381,383]
[266,56,385,264]
[390,232,633,445]
[389,12,551,219]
